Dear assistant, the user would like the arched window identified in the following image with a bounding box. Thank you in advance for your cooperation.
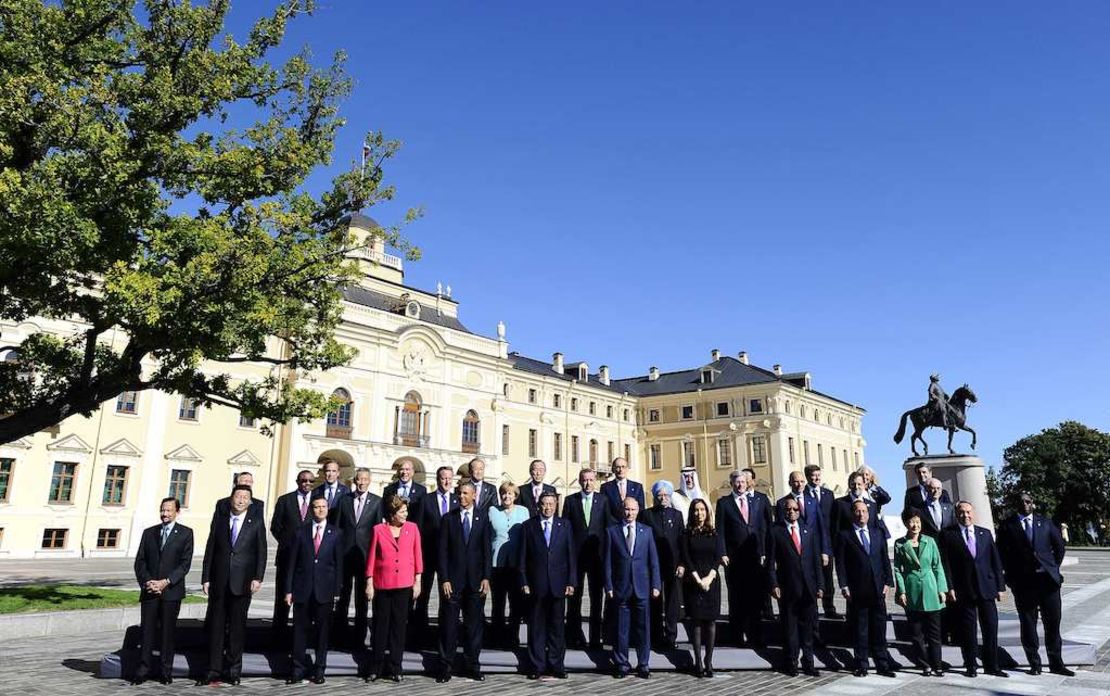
[326,388,353,438]
[397,391,424,447]
[462,410,480,454]
[589,438,599,465]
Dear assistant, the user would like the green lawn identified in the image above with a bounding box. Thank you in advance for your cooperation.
[0,584,205,614]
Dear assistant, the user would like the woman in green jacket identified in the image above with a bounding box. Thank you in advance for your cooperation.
[894,508,949,676]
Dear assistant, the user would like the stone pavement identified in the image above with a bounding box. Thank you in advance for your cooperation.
[0,549,1108,695]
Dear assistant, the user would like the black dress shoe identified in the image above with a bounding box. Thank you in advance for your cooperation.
[1029,665,1042,675]
[853,668,868,677]
[159,676,173,685]
[390,674,403,683]
[527,672,540,680]
[635,668,650,679]
[877,668,897,677]
[784,666,799,677]
[931,668,945,677]
[614,670,627,679]
[226,677,241,685]
[554,671,568,679]
[436,673,452,683]
[965,668,977,677]
[364,673,379,682]
[984,669,1008,678]
[469,670,485,681]
[803,667,821,677]
[285,677,305,685]
[310,674,325,684]
[129,676,146,686]
[1050,665,1076,677]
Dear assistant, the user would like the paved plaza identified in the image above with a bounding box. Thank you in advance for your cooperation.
[1,550,1109,695]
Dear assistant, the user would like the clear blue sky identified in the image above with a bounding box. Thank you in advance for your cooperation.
[226,2,1110,488]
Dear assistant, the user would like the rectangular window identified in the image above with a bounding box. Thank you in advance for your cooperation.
[96,528,121,549]
[649,444,661,471]
[238,414,257,428]
[607,441,615,462]
[716,402,729,417]
[528,389,537,405]
[41,528,67,549]
[843,449,849,469]
[0,458,12,502]
[803,440,811,466]
[571,398,579,412]
[854,451,860,468]
[168,469,191,508]
[553,432,563,461]
[681,405,694,420]
[817,443,824,466]
[553,393,561,408]
[788,437,795,465]
[502,424,510,456]
[649,409,660,423]
[749,399,763,414]
[830,446,837,471]
[717,439,732,468]
[102,465,128,506]
[115,391,138,414]
[589,401,596,416]
[528,429,538,458]
[623,409,630,422]
[571,435,580,463]
[752,436,768,465]
[606,405,613,419]
[682,441,696,468]
[624,443,631,462]
[178,396,199,421]
[49,462,77,504]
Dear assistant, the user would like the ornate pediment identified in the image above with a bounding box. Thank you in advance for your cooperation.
[227,449,262,468]
[46,433,93,453]
[165,444,203,462]
[3,436,33,449]
[99,438,143,457]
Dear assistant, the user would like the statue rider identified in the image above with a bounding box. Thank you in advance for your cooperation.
[928,374,950,428]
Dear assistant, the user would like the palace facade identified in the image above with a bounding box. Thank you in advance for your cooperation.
[0,216,865,558]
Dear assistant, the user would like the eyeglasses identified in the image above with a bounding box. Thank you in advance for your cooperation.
[297,479,313,484]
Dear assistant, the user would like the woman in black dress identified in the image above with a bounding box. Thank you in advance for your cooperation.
[678,498,725,677]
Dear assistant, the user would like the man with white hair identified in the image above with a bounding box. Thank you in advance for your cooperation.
[672,467,705,522]
[640,480,684,650]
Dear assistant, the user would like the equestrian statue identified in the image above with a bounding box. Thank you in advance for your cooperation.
[893,375,978,456]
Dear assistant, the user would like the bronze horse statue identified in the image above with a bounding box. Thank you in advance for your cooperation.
[893,384,978,456]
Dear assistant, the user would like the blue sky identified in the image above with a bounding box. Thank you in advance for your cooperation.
[225,2,1109,487]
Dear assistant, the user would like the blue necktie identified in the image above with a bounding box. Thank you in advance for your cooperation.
[543,519,551,547]
[859,527,870,554]
[462,511,471,543]
[231,516,240,546]
[160,525,170,549]
[1025,517,1034,544]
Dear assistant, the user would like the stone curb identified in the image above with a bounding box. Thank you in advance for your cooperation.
[0,600,208,641]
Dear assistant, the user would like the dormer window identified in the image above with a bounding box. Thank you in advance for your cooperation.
[578,365,587,381]
[404,300,421,319]
[701,369,714,384]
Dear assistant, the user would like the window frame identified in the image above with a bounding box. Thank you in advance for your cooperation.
[178,396,200,422]
[101,465,129,506]
[41,528,68,550]
[0,458,12,503]
[115,390,139,415]
[680,404,695,420]
[49,462,78,504]
[168,469,192,509]
[96,528,121,549]
[649,444,662,471]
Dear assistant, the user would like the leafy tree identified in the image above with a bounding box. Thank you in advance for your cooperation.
[997,421,1110,534]
[0,0,418,443]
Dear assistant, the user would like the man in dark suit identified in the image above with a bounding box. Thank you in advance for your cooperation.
[833,471,883,539]
[520,491,577,679]
[804,464,839,618]
[835,500,896,678]
[997,492,1072,676]
[283,497,343,684]
[716,470,768,646]
[200,485,268,685]
[436,480,492,683]
[941,501,1008,678]
[412,465,456,645]
[640,480,684,650]
[311,458,350,520]
[604,496,661,679]
[599,457,645,521]
[518,458,557,517]
[776,471,830,566]
[213,471,265,519]
[563,466,611,648]
[742,467,776,621]
[269,469,315,635]
[334,467,382,647]
[132,497,194,685]
[903,462,951,515]
[769,497,823,677]
[382,458,427,513]
[919,478,957,538]
[465,457,499,513]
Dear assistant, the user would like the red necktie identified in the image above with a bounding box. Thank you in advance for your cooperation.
[791,524,801,554]
[738,495,749,523]
[313,525,322,556]
[299,495,307,520]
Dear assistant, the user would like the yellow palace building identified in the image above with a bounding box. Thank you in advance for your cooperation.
[0,216,865,558]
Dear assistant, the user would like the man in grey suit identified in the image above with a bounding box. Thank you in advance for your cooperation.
[334,467,382,646]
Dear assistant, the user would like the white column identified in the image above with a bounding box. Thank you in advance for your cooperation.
[127,390,170,556]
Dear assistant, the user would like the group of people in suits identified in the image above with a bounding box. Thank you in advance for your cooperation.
[129,455,1076,685]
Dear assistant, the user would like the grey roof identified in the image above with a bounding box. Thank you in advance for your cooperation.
[613,356,861,409]
[342,285,471,334]
[507,353,627,395]
[343,213,381,230]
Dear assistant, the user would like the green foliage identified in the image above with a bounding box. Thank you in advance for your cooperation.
[0,0,418,442]
[0,583,204,614]
[998,421,1110,532]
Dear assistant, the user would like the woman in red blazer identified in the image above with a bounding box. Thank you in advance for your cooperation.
[364,494,423,682]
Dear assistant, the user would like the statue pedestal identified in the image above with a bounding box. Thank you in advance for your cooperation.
[903,454,994,533]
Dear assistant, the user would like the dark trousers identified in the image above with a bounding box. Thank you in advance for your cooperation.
[370,588,412,676]
[272,551,291,633]
[527,594,567,673]
[1014,577,1063,668]
[567,550,604,646]
[491,566,523,646]
[907,610,943,670]
[292,598,334,678]
[847,599,890,670]
[778,594,817,669]
[954,597,999,671]
[821,559,837,613]
[137,597,181,679]
[334,556,370,646]
[612,593,651,671]
[205,589,251,678]
[439,587,485,674]
[652,571,682,647]
[725,565,764,646]
[411,555,440,644]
